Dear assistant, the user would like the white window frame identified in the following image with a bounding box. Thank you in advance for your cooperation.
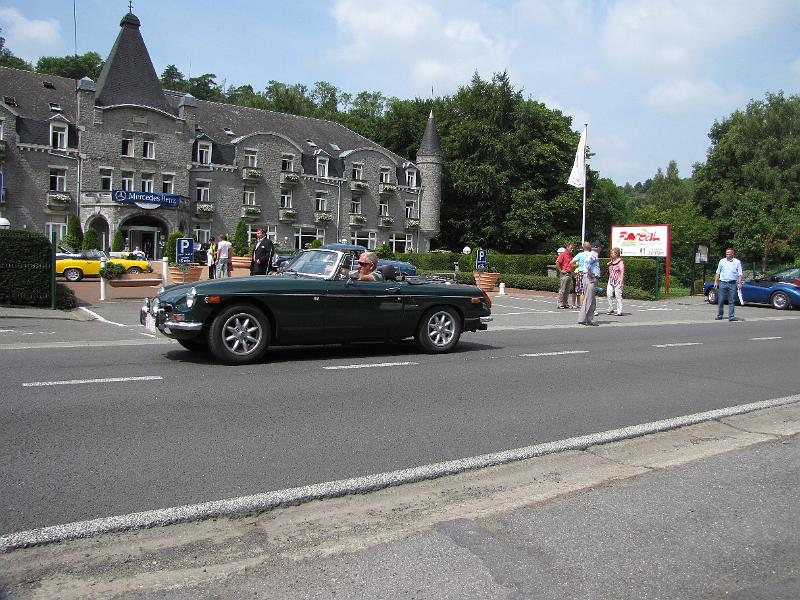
[405,199,418,219]
[0,119,4,141]
[379,199,389,216]
[196,180,211,203]
[351,230,377,249]
[379,167,391,183]
[316,156,328,178]
[266,225,277,243]
[294,227,325,250]
[143,139,155,160]
[352,163,364,180]
[280,190,292,209]
[405,169,417,187]
[121,137,134,157]
[193,228,211,244]
[315,191,327,212]
[281,153,294,172]
[389,233,413,253]
[244,149,258,167]
[350,198,361,215]
[99,168,113,191]
[121,171,134,191]
[243,184,256,205]
[161,174,174,195]
[49,168,67,191]
[45,222,67,243]
[140,173,154,193]
[197,141,212,164]
[50,123,67,149]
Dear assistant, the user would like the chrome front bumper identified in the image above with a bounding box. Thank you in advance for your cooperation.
[140,298,203,333]
[480,315,493,323]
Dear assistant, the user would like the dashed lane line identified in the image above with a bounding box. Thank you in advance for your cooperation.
[22,375,163,387]
[520,350,590,357]
[324,361,418,370]
[750,336,782,341]
[652,342,703,348]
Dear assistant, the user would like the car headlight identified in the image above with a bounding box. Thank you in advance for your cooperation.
[156,286,165,295]
[186,287,197,308]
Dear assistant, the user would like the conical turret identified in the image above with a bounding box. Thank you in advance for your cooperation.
[416,111,443,246]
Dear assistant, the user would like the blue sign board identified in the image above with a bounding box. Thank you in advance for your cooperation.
[476,248,488,271]
[112,189,180,209]
[176,238,194,264]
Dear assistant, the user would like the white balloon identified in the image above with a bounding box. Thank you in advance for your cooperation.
[462,246,471,255]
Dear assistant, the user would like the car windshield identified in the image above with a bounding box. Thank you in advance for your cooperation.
[772,267,800,281]
[283,249,341,278]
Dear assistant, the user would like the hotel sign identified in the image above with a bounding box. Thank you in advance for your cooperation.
[112,189,180,210]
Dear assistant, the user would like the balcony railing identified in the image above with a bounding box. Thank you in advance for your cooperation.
[350,180,369,195]
[279,208,297,221]
[378,182,398,195]
[405,218,420,229]
[241,204,262,219]
[242,167,263,180]
[280,171,301,186]
[195,202,214,219]
[314,211,334,224]
[46,191,71,210]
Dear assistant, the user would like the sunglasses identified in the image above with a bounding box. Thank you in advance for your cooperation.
[358,261,372,267]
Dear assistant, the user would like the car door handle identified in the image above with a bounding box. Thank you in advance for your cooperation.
[385,287,400,293]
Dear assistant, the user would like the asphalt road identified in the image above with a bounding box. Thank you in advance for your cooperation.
[1,296,799,536]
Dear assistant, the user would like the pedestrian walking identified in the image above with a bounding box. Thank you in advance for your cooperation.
[606,247,625,315]
[571,241,591,308]
[578,241,601,326]
[215,234,232,278]
[556,244,576,309]
[206,239,216,279]
[714,247,743,321]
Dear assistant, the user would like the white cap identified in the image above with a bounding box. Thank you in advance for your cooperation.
[557,247,566,253]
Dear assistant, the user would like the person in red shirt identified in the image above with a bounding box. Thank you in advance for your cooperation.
[556,243,576,309]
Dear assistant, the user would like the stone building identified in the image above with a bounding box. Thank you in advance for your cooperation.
[0,11,442,258]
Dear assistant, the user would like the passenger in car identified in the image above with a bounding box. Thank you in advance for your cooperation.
[355,252,383,281]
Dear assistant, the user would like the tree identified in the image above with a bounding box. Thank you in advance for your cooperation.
[0,28,32,70]
[36,52,103,79]
[160,64,188,92]
[187,73,224,101]
[232,220,250,256]
[61,214,83,251]
[111,229,125,252]
[82,228,100,251]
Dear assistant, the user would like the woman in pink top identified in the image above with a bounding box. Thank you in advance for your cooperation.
[606,247,625,315]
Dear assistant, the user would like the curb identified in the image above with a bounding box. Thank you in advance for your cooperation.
[2,393,798,552]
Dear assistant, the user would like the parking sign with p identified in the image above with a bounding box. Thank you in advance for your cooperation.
[176,238,194,264]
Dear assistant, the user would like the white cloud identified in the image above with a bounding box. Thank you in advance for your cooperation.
[0,7,62,61]
[645,78,739,111]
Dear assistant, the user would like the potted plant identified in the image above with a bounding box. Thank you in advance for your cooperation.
[165,230,203,282]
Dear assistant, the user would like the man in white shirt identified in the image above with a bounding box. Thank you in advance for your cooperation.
[713,247,743,321]
[215,234,232,278]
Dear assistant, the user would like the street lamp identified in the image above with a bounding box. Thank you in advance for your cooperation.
[0,217,10,230]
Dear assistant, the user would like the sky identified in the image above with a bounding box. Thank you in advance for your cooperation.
[2,0,799,185]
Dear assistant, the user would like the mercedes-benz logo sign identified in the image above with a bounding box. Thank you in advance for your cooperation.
[113,190,126,201]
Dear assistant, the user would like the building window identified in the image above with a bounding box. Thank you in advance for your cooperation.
[194,228,211,244]
[405,169,417,187]
[49,168,67,191]
[243,184,256,205]
[405,199,418,218]
[162,174,174,195]
[351,230,376,249]
[280,190,292,209]
[352,163,363,180]
[100,168,113,191]
[0,119,4,141]
[143,140,155,159]
[50,123,67,149]
[379,167,391,183]
[244,149,258,167]
[294,227,325,250]
[316,157,328,178]
[379,199,389,216]
[141,173,153,193]
[197,142,212,164]
[266,225,277,243]
[45,222,67,243]
[350,198,361,214]
[196,180,210,203]
[389,233,413,253]
[315,191,327,212]
[281,153,294,172]
[121,137,133,157]
[121,171,134,191]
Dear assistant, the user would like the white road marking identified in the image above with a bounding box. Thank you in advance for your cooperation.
[520,350,590,357]
[0,339,172,350]
[0,329,14,333]
[638,308,674,312]
[79,307,128,327]
[652,342,703,348]
[750,336,782,341]
[324,361,418,370]
[22,375,163,387]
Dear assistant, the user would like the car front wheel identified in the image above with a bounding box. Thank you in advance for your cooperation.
[770,291,791,310]
[707,288,717,304]
[209,304,270,364]
[127,266,142,274]
[416,307,462,353]
[63,268,83,282]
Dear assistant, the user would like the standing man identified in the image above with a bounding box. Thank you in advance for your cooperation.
[714,247,743,321]
[571,241,591,308]
[250,228,274,276]
[556,244,575,309]
[215,234,232,278]
[578,241,601,326]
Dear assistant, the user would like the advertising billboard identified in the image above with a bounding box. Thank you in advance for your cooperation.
[611,225,670,257]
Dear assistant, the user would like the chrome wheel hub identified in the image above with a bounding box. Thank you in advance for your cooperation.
[223,313,261,355]
[427,312,454,347]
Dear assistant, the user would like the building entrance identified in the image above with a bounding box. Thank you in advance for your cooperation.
[120,216,168,259]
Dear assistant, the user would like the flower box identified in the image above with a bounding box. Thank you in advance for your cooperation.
[280,172,300,185]
[196,203,215,213]
[279,209,297,220]
[405,218,419,229]
[379,217,394,227]
[242,167,263,180]
[315,211,333,222]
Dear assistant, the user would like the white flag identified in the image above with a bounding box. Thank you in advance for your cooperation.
[568,126,587,188]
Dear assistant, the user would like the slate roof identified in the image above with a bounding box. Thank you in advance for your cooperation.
[94,12,174,115]
[0,66,76,122]
[417,111,442,157]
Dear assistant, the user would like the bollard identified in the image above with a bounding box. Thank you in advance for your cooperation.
[162,257,169,284]
[99,257,106,301]
[498,282,506,295]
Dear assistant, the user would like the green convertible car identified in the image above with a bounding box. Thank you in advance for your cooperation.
[141,248,493,364]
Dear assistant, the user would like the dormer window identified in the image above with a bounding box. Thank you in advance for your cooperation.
[49,102,62,112]
[197,141,212,164]
[50,123,67,149]
[223,127,234,136]
[281,153,294,172]
[405,169,417,188]
[306,139,318,147]
[316,157,328,178]
[3,96,16,106]
[43,81,55,89]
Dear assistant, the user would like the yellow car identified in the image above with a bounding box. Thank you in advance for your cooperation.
[56,248,152,282]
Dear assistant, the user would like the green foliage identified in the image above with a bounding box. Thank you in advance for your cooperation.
[0,29,33,70]
[111,229,125,252]
[0,230,53,307]
[165,231,184,265]
[232,220,249,256]
[82,228,100,251]
[99,262,125,280]
[309,238,323,249]
[374,243,392,258]
[61,214,83,251]
[35,51,103,79]
[55,283,77,310]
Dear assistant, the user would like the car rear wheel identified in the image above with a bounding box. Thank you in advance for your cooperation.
[127,266,142,274]
[416,307,461,353]
[209,304,270,364]
[707,288,717,304]
[63,268,83,282]
[770,291,791,310]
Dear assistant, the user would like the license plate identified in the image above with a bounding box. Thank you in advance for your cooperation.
[144,312,156,334]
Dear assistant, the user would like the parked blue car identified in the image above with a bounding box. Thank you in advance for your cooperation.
[321,244,417,277]
[703,266,800,310]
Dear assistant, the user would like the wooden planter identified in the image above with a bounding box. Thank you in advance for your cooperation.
[473,271,500,292]
[230,256,251,270]
[107,272,163,287]
[168,264,203,283]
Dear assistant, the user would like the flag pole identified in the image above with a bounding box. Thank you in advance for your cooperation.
[580,123,588,242]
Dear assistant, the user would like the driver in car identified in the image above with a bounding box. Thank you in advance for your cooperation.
[354,252,383,281]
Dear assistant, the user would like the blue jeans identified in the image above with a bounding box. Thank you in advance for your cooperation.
[717,281,737,319]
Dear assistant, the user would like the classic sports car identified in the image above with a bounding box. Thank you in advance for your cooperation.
[704,266,800,310]
[141,248,492,364]
[321,243,417,277]
[56,248,152,281]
